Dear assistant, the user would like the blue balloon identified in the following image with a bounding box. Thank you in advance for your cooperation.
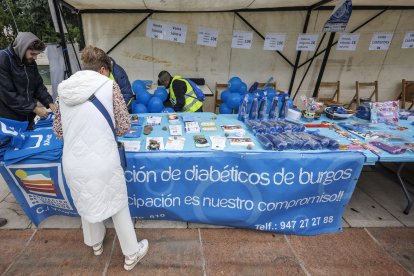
[240,82,247,94]
[228,77,243,93]
[219,103,232,114]
[162,107,175,113]
[132,80,147,94]
[227,92,242,109]
[147,97,164,113]
[220,90,231,103]
[153,87,168,102]
[136,90,152,105]
[132,102,147,114]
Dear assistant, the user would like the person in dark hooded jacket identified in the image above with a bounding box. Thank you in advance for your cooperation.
[0,32,56,129]
[109,57,133,112]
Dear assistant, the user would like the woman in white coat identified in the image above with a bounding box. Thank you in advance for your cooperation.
[53,46,148,271]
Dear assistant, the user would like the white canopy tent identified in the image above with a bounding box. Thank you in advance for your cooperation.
[64,0,414,11]
[54,0,414,111]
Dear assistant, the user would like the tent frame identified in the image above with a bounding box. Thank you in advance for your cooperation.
[56,0,414,94]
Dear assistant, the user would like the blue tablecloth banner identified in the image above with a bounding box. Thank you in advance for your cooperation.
[0,150,364,235]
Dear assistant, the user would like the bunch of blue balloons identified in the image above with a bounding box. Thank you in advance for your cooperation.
[219,77,248,114]
[130,80,174,113]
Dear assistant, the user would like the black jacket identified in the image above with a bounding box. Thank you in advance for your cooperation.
[169,78,187,112]
[0,46,53,123]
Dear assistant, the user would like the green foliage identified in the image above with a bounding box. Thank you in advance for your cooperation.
[0,0,80,49]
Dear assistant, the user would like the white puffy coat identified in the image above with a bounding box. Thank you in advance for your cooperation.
[58,70,127,223]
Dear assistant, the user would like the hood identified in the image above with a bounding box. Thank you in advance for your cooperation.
[58,70,111,106]
[12,32,41,62]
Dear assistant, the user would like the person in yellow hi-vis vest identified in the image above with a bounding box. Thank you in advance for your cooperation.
[158,71,203,112]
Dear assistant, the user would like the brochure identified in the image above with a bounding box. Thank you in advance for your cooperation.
[165,137,186,151]
[167,113,180,124]
[130,115,145,126]
[185,121,200,134]
[227,137,254,146]
[194,135,210,148]
[221,125,245,136]
[123,126,142,138]
[121,140,141,152]
[169,125,183,136]
[145,137,164,151]
[210,136,226,150]
[201,121,218,132]
[146,116,162,126]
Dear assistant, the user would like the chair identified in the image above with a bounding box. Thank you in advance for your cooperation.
[347,81,378,108]
[214,83,228,113]
[399,79,414,110]
[316,81,343,106]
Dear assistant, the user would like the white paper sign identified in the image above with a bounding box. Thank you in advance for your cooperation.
[197,27,218,47]
[296,34,318,51]
[369,32,393,50]
[264,33,286,51]
[146,20,187,43]
[402,31,414,49]
[146,20,167,40]
[231,31,253,49]
[336,33,360,51]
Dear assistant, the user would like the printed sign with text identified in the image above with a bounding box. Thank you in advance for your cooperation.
[146,20,187,43]
[296,34,319,51]
[402,32,414,49]
[231,31,253,49]
[369,32,394,51]
[197,27,219,47]
[336,33,360,51]
[264,33,286,51]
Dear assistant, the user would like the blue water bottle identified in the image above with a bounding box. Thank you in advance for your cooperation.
[268,92,279,120]
[249,94,259,120]
[258,94,268,121]
[238,94,249,122]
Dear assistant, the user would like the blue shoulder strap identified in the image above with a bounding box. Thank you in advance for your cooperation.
[88,94,117,140]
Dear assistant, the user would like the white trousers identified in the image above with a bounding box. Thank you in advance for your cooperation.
[81,205,139,256]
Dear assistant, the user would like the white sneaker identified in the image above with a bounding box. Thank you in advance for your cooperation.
[92,228,106,256]
[92,241,104,256]
[124,239,149,271]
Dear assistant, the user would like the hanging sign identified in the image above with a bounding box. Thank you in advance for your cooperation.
[231,31,253,49]
[296,34,319,51]
[264,33,286,51]
[336,33,360,51]
[323,0,353,32]
[402,32,414,49]
[197,27,219,47]
[146,20,187,43]
[369,32,394,50]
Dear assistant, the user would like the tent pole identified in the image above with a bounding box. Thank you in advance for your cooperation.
[77,13,85,50]
[291,32,327,100]
[299,9,387,69]
[234,12,294,67]
[52,0,72,77]
[312,32,335,98]
[107,13,153,55]
[288,9,311,96]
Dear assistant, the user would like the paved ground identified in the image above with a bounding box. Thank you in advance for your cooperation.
[0,227,413,275]
[1,165,414,275]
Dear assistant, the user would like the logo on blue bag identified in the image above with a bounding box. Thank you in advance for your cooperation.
[6,163,74,211]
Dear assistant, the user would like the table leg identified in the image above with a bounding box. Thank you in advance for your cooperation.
[396,163,413,215]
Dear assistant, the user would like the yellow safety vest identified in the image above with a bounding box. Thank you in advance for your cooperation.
[169,76,203,112]
[109,73,115,81]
